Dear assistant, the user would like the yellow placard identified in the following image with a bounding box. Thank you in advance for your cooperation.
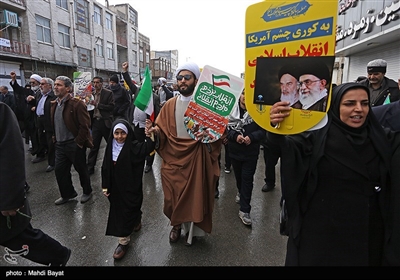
[245,0,338,134]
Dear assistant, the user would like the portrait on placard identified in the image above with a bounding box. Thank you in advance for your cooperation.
[254,56,335,113]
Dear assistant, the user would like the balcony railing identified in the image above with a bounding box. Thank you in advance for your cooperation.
[0,39,31,56]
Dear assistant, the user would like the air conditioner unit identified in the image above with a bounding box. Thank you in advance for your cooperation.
[0,10,19,27]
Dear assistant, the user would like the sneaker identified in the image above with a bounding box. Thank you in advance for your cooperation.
[235,192,240,204]
[238,210,252,226]
[80,192,93,203]
[224,166,231,174]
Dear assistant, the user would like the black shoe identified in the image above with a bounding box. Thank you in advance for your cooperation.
[55,192,78,205]
[24,182,30,193]
[32,157,46,163]
[144,165,152,173]
[46,165,54,172]
[262,184,275,192]
[80,192,92,203]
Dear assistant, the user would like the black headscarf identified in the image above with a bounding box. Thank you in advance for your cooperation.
[303,82,391,210]
[329,83,391,160]
[330,83,370,145]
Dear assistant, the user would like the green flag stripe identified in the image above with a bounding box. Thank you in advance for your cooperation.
[213,75,230,80]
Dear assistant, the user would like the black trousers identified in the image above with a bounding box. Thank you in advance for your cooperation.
[87,118,111,170]
[262,141,281,187]
[36,116,55,166]
[231,157,258,214]
[1,224,70,266]
[133,124,155,166]
[55,140,92,198]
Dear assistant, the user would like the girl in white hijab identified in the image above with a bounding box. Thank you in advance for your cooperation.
[101,118,155,260]
[112,123,128,162]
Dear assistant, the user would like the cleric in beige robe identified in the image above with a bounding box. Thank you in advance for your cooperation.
[150,61,223,245]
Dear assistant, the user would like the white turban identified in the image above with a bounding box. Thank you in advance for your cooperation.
[113,123,128,134]
[175,62,201,80]
[30,74,42,83]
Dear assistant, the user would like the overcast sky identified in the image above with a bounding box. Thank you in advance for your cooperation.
[100,0,261,77]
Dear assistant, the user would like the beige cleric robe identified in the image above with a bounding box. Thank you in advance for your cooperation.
[154,96,222,233]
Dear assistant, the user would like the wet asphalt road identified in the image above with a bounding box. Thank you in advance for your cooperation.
[1,139,288,274]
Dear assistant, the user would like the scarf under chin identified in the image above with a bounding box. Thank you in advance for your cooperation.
[112,139,125,161]
[331,115,369,145]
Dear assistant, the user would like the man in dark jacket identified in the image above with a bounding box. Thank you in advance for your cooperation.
[0,86,16,113]
[51,76,94,205]
[0,101,71,266]
[87,76,115,175]
[28,77,57,170]
[359,59,400,106]
[9,72,39,148]
[109,75,130,120]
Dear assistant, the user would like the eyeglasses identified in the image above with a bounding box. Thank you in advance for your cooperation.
[299,79,320,87]
[30,81,38,85]
[176,74,192,81]
[40,83,47,85]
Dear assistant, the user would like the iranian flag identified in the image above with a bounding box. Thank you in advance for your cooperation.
[212,74,231,87]
[134,66,154,121]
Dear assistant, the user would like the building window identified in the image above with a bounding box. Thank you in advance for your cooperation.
[105,12,112,30]
[58,23,70,48]
[93,5,101,25]
[77,47,91,67]
[132,50,137,66]
[95,39,103,57]
[146,51,150,64]
[129,8,137,27]
[139,49,143,62]
[106,42,113,59]
[56,0,68,10]
[131,27,137,44]
[75,0,89,33]
[36,15,51,44]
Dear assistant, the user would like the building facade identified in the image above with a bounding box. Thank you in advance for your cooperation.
[0,0,172,89]
[334,0,400,84]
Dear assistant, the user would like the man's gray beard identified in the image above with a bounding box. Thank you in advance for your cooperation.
[299,92,316,109]
[31,85,39,91]
[280,93,298,106]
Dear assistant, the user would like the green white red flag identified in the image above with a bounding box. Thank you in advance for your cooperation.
[134,66,154,121]
[212,74,231,87]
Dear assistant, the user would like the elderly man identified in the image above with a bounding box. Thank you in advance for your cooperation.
[50,76,93,205]
[359,59,400,106]
[278,64,302,109]
[298,60,331,112]
[27,78,57,170]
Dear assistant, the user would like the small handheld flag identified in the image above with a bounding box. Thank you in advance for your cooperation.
[134,66,154,122]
